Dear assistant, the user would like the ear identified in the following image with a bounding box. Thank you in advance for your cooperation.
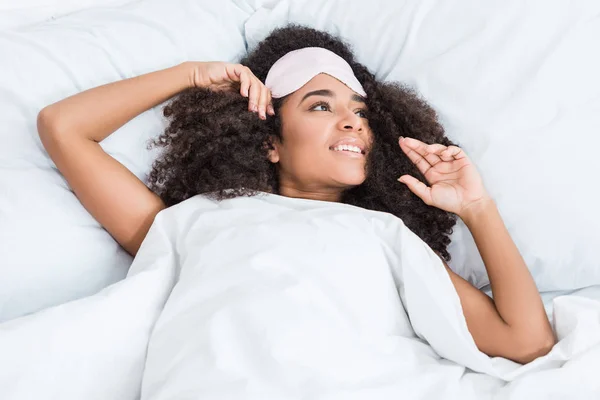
[268,149,280,164]
[266,137,280,164]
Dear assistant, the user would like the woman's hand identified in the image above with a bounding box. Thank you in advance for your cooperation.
[184,61,274,119]
[397,136,491,218]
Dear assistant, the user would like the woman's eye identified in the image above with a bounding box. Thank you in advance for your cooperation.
[311,103,330,112]
[356,109,368,118]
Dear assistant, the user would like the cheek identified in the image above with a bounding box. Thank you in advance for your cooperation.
[281,117,331,153]
[366,128,374,146]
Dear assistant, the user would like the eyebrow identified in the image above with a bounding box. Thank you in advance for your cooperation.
[299,89,366,106]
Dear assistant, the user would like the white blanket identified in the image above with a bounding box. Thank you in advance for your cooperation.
[135,194,600,399]
[2,193,600,399]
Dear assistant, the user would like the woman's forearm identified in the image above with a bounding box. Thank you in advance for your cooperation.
[460,198,555,346]
[38,62,192,141]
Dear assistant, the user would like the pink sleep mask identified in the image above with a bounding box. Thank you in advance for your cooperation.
[264,47,367,99]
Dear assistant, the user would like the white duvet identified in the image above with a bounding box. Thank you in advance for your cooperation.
[137,195,600,399]
[4,193,598,399]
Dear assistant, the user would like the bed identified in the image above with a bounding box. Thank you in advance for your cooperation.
[1,0,599,398]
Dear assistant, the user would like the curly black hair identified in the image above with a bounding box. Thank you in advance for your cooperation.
[147,25,458,261]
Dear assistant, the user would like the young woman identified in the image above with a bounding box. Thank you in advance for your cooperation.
[37,25,554,364]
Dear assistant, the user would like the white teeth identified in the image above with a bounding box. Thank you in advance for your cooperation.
[332,145,362,154]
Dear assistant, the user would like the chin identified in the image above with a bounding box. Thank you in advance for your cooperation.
[335,173,366,188]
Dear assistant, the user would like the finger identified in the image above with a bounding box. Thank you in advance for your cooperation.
[227,63,244,81]
[432,158,464,175]
[399,138,433,176]
[398,175,433,205]
[247,77,261,113]
[423,143,447,165]
[223,64,244,93]
[400,137,447,165]
[238,72,251,98]
[257,84,270,120]
[266,91,275,116]
[440,145,467,160]
[438,148,455,162]
[399,136,438,155]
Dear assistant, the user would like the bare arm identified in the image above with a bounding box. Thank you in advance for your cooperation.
[38,61,272,256]
[440,198,555,364]
[397,137,555,364]
[38,64,193,255]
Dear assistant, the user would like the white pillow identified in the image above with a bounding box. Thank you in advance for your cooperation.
[244,0,600,291]
[0,210,177,400]
[0,0,249,322]
[0,0,136,30]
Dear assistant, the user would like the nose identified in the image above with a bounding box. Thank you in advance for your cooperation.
[337,108,363,132]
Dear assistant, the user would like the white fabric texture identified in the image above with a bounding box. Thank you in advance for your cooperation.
[0,239,175,400]
[0,0,249,322]
[1,193,599,398]
[0,0,137,30]
[32,193,596,400]
[244,0,600,292]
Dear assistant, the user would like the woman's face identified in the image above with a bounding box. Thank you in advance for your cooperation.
[269,73,372,201]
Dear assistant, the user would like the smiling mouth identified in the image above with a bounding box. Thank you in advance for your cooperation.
[329,144,366,155]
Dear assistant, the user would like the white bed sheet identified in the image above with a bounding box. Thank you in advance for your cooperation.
[2,196,599,399]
